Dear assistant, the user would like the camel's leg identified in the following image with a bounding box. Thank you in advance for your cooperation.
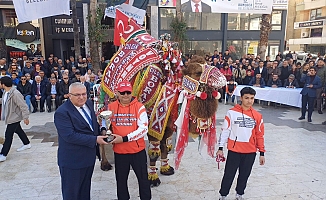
[100,144,112,171]
[147,136,161,187]
[159,126,175,176]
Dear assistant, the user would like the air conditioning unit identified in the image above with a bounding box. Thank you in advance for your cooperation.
[301,32,309,38]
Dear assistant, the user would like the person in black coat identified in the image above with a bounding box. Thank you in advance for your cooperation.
[298,67,322,122]
[284,74,300,88]
[17,75,32,111]
[249,73,265,88]
[254,61,268,81]
[31,76,47,113]
[59,75,71,105]
[46,77,62,112]
[267,74,283,88]
[243,70,253,85]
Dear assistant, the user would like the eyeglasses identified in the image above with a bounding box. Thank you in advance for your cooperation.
[63,78,68,80]
[70,93,87,97]
[21,78,26,80]
[119,91,132,95]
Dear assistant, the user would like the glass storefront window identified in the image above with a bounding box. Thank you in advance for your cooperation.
[183,12,201,30]
[227,40,280,59]
[201,13,221,30]
[160,8,176,30]
[228,13,261,30]
[228,11,283,31]
[184,41,222,56]
[2,9,18,27]
[311,28,322,37]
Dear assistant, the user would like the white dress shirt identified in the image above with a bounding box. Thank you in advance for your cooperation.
[74,104,93,131]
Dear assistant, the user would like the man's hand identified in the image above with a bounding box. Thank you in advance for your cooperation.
[259,156,265,165]
[24,119,29,125]
[272,85,277,88]
[216,150,224,157]
[96,136,108,145]
[308,84,313,88]
[51,95,56,99]
[321,93,325,97]
[110,134,123,144]
[36,96,41,100]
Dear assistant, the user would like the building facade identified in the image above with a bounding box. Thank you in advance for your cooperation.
[153,4,287,60]
[288,0,326,55]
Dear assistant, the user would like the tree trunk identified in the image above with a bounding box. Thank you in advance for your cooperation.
[258,14,272,60]
[176,0,181,22]
[89,0,100,72]
[71,0,81,60]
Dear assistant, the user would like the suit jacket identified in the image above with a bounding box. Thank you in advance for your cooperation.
[59,81,71,95]
[54,99,100,169]
[249,77,265,87]
[300,75,322,97]
[181,1,211,12]
[267,79,282,87]
[254,67,268,81]
[283,79,299,88]
[31,81,47,97]
[46,82,62,96]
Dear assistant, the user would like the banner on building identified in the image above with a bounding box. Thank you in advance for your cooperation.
[105,0,149,25]
[12,0,70,23]
[273,0,288,10]
[179,0,273,14]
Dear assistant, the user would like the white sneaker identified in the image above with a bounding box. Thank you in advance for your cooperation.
[236,194,244,200]
[17,144,31,152]
[0,154,6,162]
[219,196,227,200]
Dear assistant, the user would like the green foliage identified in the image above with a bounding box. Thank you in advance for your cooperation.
[170,17,188,50]
[88,7,107,42]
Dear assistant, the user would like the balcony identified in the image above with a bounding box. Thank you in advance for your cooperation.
[296,0,326,11]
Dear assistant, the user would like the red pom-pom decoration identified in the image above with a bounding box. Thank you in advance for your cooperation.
[200,92,207,100]
[212,90,218,98]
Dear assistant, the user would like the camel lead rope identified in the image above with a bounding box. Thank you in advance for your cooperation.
[216,154,226,169]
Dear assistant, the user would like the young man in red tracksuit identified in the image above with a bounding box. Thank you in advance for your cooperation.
[107,81,151,200]
[217,87,266,200]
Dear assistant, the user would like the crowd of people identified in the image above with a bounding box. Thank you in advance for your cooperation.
[183,50,326,123]
[0,55,106,113]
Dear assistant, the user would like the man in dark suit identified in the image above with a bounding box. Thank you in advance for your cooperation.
[31,76,47,113]
[254,61,268,81]
[299,67,322,122]
[46,77,62,112]
[284,74,299,88]
[54,82,108,200]
[181,0,211,12]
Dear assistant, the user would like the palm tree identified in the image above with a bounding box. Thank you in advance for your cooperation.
[258,14,272,60]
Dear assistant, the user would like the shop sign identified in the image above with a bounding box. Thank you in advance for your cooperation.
[16,23,37,43]
[295,20,325,29]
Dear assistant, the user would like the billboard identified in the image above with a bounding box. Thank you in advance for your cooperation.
[175,0,273,14]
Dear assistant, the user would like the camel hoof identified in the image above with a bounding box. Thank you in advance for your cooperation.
[101,161,113,171]
[160,165,174,176]
[150,178,161,187]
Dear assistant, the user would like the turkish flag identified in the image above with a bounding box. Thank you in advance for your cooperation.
[114,9,129,46]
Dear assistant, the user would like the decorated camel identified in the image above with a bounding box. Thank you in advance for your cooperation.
[95,11,226,187]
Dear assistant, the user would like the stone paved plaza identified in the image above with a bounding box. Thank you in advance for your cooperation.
[0,104,325,200]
